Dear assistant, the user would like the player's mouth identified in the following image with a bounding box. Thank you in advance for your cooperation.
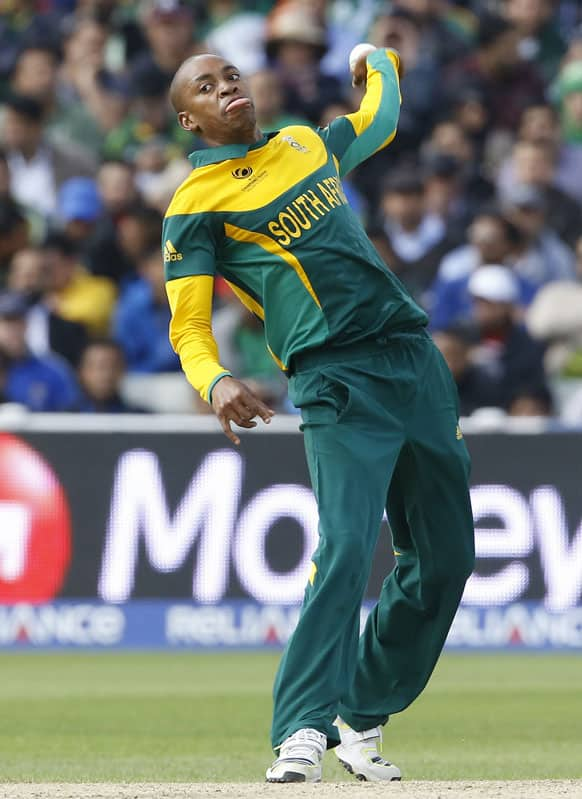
[224,97,252,114]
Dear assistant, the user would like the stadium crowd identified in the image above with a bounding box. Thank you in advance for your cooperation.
[0,0,582,420]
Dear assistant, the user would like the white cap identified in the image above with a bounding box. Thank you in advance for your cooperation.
[468,265,518,304]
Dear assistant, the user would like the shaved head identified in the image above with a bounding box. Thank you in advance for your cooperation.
[169,53,260,147]
[170,53,231,113]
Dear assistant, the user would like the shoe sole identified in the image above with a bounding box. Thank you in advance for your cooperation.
[338,757,402,782]
[266,773,320,783]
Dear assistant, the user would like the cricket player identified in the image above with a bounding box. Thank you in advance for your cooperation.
[163,45,475,783]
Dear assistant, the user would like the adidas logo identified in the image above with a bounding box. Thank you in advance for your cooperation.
[164,240,183,262]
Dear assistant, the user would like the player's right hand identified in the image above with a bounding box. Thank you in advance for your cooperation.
[211,376,275,446]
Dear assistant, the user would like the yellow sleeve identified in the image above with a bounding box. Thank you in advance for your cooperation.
[166,274,231,403]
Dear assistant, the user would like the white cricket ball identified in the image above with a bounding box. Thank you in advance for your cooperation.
[349,43,376,73]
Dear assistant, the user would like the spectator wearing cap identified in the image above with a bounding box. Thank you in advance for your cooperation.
[57,176,103,246]
[428,210,534,331]
[446,14,545,134]
[502,183,576,289]
[0,289,80,411]
[467,264,547,409]
[368,168,460,303]
[502,0,566,82]
[43,231,116,337]
[113,245,179,374]
[1,93,96,218]
[265,2,343,125]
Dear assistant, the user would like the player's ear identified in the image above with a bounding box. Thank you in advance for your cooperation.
[177,110,201,133]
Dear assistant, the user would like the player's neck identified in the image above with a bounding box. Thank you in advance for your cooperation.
[206,126,263,148]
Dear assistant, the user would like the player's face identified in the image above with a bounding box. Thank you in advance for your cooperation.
[177,56,256,145]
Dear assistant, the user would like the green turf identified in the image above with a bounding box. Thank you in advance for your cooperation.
[0,652,580,782]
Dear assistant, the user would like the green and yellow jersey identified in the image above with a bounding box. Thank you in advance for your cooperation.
[163,49,428,402]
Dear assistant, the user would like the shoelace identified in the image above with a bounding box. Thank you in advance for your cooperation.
[280,729,326,762]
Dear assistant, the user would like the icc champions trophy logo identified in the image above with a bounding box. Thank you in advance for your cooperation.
[0,434,72,603]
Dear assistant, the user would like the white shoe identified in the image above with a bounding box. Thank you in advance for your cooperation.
[266,728,326,783]
[334,717,401,781]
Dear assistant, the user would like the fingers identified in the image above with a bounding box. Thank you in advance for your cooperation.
[212,377,276,444]
[254,399,275,423]
[218,414,240,447]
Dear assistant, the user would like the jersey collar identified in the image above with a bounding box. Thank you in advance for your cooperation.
[188,132,275,169]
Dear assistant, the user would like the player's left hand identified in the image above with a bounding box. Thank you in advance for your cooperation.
[211,375,275,446]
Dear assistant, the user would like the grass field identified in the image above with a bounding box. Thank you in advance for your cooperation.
[0,652,581,784]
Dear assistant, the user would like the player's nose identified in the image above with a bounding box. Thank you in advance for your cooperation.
[218,81,239,97]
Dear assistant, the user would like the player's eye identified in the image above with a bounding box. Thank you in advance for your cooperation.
[200,83,213,93]
[228,72,240,81]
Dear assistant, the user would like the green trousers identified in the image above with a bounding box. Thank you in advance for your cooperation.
[271,330,475,749]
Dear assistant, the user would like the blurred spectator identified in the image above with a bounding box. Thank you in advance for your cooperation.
[368,169,459,302]
[43,231,116,335]
[467,265,547,408]
[8,43,61,108]
[526,236,582,378]
[502,0,567,81]
[433,325,501,415]
[0,199,29,277]
[130,0,199,87]
[57,176,103,245]
[428,211,533,330]
[75,338,145,413]
[392,0,470,65]
[205,1,267,75]
[103,61,191,163]
[496,103,582,204]
[0,290,79,411]
[52,14,128,152]
[6,245,88,367]
[421,118,494,213]
[248,69,307,131]
[507,383,554,417]
[113,246,179,373]
[86,203,163,284]
[501,183,576,289]
[447,14,545,134]
[499,139,581,246]
[1,93,96,218]
[265,2,343,124]
[97,159,139,215]
[555,59,582,145]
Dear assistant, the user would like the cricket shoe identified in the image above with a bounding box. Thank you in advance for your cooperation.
[334,717,401,781]
[266,728,326,782]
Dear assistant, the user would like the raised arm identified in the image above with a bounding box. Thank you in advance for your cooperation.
[319,48,402,177]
